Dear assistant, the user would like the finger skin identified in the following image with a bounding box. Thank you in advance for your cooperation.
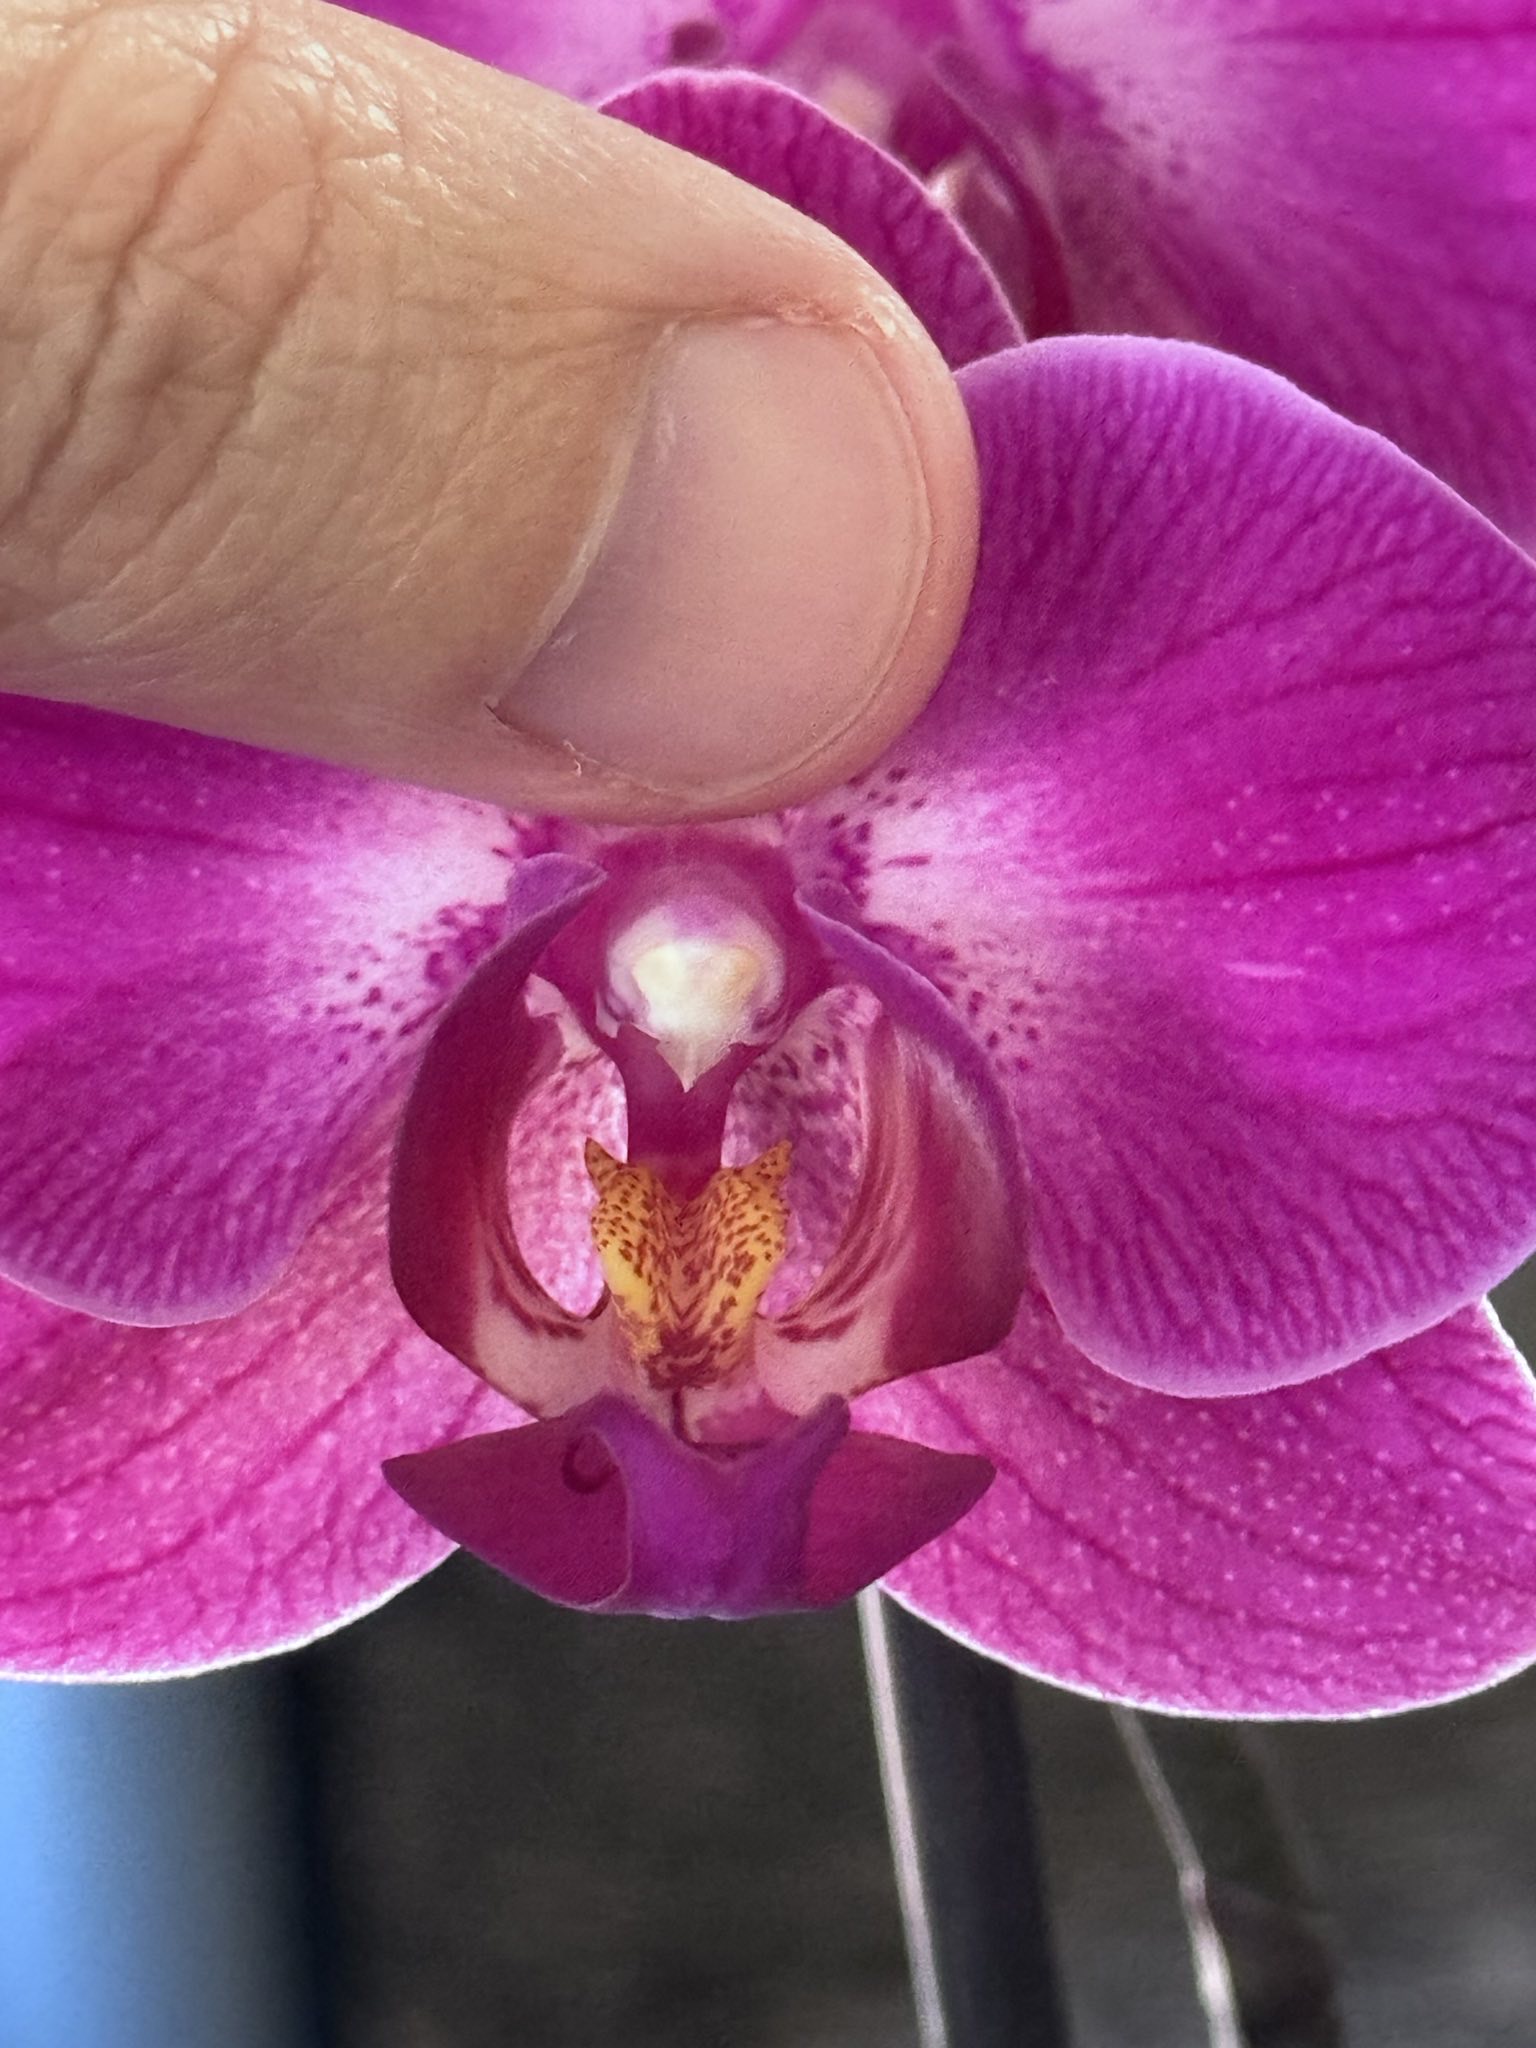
[0,0,977,816]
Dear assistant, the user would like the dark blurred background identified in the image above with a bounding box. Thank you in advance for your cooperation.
[6,1552,1536,2047]
[4,1264,1536,2048]
[289,1558,1536,2048]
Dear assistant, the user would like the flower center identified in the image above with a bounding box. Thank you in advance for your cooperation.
[585,1138,791,1391]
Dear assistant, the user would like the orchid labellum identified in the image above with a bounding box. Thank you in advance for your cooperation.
[4,5,1536,1719]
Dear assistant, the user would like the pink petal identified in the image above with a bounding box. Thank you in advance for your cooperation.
[718,0,958,78]
[753,898,1026,1407]
[0,699,514,1323]
[389,856,619,1411]
[386,1392,991,1615]
[604,70,1019,366]
[957,0,1536,543]
[864,1296,1536,1716]
[790,337,1536,1394]
[0,1118,501,1677]
[344,0,710,93]
[727,982,881,1301]
[505,1047,627,1315]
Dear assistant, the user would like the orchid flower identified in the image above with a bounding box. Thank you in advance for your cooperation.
[361,0,1536,549]
[5,46,1536,1720]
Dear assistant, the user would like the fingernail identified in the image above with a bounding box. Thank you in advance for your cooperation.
[497,317,935,806]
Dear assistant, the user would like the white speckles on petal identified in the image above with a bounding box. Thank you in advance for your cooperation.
[868,1297,1536,1715]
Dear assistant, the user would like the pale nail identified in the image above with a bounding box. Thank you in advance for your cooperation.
[497,316,935,808]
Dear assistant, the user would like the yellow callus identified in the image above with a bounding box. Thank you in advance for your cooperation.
[585,1138,791,1390]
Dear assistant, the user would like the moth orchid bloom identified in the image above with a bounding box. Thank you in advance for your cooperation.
[359,0,1536,548]
[6,66,1536,1719]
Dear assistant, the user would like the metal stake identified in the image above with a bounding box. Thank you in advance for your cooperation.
[859,1592,1070,2048]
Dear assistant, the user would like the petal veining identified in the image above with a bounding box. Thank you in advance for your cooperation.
[0,699,513,1325]
[865,1296,1536,1716]
[0,1116,500,1677]
[790,338,1536,1393]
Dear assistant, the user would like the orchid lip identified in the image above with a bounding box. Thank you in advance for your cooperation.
[383,1392,996,1620]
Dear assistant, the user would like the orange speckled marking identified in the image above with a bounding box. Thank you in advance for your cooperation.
[585,1139,791,1389]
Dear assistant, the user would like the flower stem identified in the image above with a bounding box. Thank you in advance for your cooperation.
[858,1592,1069,2048]
[1114,1710,1343,2048]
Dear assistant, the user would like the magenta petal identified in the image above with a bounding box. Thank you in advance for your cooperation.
[0,1123,501,1677]
[390,855,618,1411]
[792,338,1536,1393]
[864,1296,1536,1716]
[0,700,512,1323]
[755,899,1025,1406]
[727,983,882,1298]
[504,1047,627,1315]
[962,0,1536,541]
[386,1393,992,1616]
[604,70,1019,366]
[343,0,706,94]
[717,0,959,89]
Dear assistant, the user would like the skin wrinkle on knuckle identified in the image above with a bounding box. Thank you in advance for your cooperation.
[0,0,411,658]
[0,0,953,806]
[0,0,673,744]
